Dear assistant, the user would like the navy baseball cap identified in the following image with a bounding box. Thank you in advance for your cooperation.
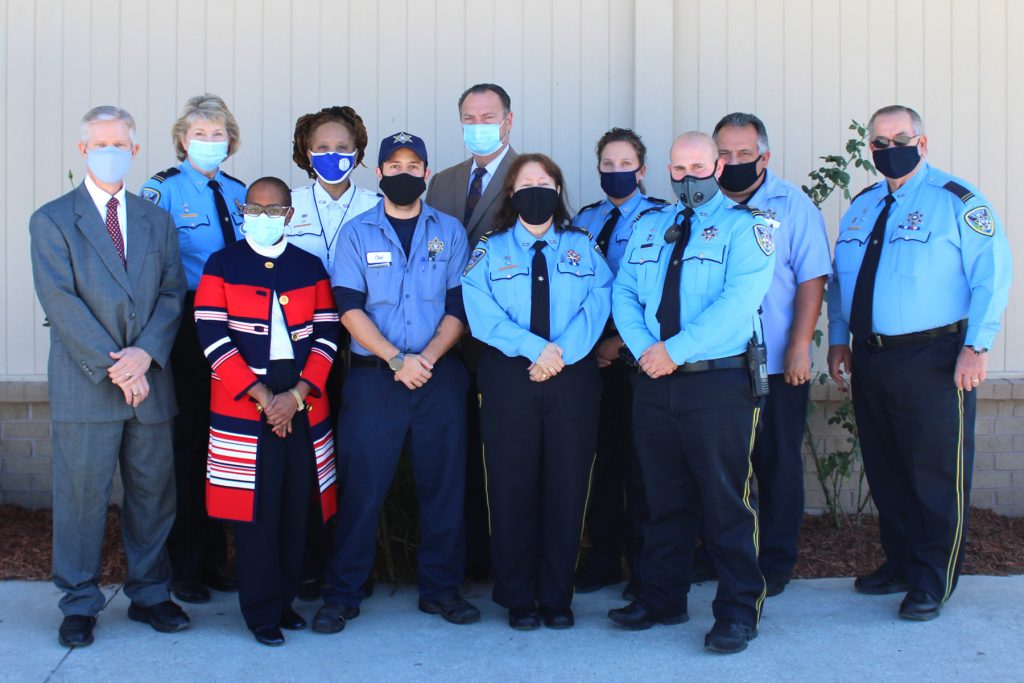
[378,131,429,167]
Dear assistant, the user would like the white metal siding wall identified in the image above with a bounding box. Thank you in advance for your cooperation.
[1,0,1020,378]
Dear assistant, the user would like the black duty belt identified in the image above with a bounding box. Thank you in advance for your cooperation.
[671,354,746,375]
[350,354,389,370]
[862,320,965,349]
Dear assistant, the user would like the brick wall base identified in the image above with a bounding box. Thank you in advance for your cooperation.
[3,379,1023,515]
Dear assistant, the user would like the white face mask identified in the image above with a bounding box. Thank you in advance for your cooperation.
[243,214,286,246]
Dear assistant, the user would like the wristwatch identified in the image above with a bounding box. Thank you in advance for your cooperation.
[967,345,988,355]
[388,353,405,372]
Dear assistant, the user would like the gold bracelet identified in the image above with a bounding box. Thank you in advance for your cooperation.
[288,388,306,411]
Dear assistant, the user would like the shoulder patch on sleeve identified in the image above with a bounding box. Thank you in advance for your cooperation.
[753,223,775,256]
[576,200,603,215]
[851,182,881,203]
[464,247,487,275]
[964,206,995,236]
[220,171,246,187]
[149,167,181,183]
[942,180,975,204]
[140,187,161,204]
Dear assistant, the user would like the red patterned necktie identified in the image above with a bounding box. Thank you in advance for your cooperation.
[105,196,126,267]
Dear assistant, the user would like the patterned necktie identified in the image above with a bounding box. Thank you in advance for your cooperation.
[105,197,126,267]
[595,207,621,254]
[464,167,488,226]
[655,207,695,340]
[849,193,896,342]
[208,179,237,246]
[530,241,550,340]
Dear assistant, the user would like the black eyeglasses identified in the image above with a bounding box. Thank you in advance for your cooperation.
[235,199,289,218]
[869,134,921,150]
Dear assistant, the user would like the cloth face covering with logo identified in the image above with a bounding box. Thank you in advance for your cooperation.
[311,151,357,185]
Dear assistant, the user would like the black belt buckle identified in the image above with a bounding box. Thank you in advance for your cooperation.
[618,345,645,374]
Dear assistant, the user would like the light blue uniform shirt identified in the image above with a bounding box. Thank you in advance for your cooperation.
[140,162,246,290]
[331,202,469,356]
[745,170,832,374]
[827,162,1012,350]
[572,192,668,274]
[288,181,381,271]
[612,191,776,364]
[461,222,613,364]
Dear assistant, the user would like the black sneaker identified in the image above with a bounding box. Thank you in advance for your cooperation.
[418,594,481,625]
[704,618,757,654]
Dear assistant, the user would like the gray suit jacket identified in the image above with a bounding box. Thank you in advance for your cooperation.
[426,147,519,247]
[30,183,186,423]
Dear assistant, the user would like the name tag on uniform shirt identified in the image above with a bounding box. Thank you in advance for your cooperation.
[366,251,393,268]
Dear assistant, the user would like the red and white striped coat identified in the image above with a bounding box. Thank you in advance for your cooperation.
[194,240,339,523]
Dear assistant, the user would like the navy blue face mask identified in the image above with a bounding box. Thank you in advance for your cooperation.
[872,145,921,180]
[599,169,639,199]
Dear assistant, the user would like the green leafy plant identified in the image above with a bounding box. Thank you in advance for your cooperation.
[801,119,876,528]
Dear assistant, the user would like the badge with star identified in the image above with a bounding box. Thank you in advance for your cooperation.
[964,206,995,236]
[393,132,413,143]
[753,224,775,256]
[702,226,718,242]
[428,237,444,261]
[901,210,924,231]
[565,249,581,266]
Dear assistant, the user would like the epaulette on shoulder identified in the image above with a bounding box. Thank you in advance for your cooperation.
[733,203,765,218]
[850,182,882,203]
[632,204,670,223]
[220,171,246,187]
[479,226,512,243]
[941,180,975,204]
[149,167,181,183]
[576,200,603,214]
[562,224,593,239]
[646,196,669,204]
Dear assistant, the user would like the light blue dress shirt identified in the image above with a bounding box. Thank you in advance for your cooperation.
[572,192,668,275]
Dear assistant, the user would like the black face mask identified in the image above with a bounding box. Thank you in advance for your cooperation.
[379,172,426,206]
[512,186,559,225]
[872,145,921,180]
[718,157,764,193]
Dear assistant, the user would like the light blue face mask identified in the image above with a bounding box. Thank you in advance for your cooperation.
[86,147,133,184]
[462,122,506,156]
[187,139,229,172]
[243,214,287,247]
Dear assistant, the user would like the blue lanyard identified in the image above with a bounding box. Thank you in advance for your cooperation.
[311,183,354,267]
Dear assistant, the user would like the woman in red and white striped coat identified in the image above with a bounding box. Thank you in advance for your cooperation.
[194,177,338,646]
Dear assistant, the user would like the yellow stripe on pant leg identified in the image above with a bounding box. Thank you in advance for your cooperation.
[479,392,493,536]
[743,406,767,625]
[943,389,966,602]
[574,452,599,576]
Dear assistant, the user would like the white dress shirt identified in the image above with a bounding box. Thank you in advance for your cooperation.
[245,235,294,360]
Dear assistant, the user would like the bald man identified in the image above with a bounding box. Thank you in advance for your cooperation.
[609,132,776,654]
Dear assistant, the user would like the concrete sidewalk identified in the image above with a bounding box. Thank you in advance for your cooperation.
[1,576,1020,682]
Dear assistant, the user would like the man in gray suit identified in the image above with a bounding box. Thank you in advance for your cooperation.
[30,106,189,648]
[426,84,519,581]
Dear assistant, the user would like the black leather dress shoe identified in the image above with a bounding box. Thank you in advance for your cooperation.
[854,564,909,595]
[704,618,757,654]
[127,600,190,633]
[171,580,210,604]
[508,606,541,630]
[312,603,360,634]
[574,569,623,593]
[621,580,641,602]
[608,600,688,630]
[297,579,322,602]
[251,624,285,646]
[202,570,238,593]
[540,606,574,629]
[58,615,96,648]
[764,572,791,597]
[279,607,307,630]
[899,591,942,621]
[419,594,481,624]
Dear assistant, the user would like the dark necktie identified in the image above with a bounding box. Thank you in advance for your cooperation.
[464,167,488,226]
[105,196,126,267]
[849,193,896,342]
[595,207,621,254]
[208,179,237,246]
[655,207,695,340]
[530,240,550,340]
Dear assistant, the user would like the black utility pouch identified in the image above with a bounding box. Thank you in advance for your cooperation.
[746,336,770,397]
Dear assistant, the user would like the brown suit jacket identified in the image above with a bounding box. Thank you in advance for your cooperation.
[426,147,518,247]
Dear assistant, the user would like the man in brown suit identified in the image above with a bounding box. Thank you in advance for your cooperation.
[425,84,518,579]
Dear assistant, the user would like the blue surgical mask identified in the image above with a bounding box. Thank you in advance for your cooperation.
[243,214,287,247]
[187,139,229,172]
[310,151,357,185]
[599,170,639,199]
[86,147,133,184]
[463,122,506,156]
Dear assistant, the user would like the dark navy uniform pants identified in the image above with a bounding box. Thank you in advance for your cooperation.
[581,360,647,581]
[168,292,228,582]
[323,356,469,608]
[233,360,314,629]
[751,374,810,577]
[851,333,974,602]
[478,348,601,610]
[633,368,765,626]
